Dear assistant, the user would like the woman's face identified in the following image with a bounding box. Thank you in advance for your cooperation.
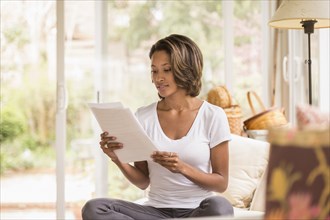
[151,50,179,98]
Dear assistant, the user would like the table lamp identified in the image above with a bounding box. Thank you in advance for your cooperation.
[269,0,330,105]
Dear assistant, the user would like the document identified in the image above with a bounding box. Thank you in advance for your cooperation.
[88,102,158,163]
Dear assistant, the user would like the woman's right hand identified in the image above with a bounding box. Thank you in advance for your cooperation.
[99,131,123,162]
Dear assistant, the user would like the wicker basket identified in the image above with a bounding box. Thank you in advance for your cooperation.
[224,105,242,135]
[207,85,232,108]
[207,85,242,135]
[243,91,288,130]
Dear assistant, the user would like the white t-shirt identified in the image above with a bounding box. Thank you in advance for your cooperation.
[135,101,231,208]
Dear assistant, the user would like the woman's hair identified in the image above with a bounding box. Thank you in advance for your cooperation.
[149,34,203,97]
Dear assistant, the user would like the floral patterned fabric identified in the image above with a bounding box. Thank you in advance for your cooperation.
[265,128,330,220]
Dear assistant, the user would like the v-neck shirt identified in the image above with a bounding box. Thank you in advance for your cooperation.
[135,101,231,208]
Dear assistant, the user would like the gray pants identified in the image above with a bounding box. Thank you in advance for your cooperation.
[81,195,233,220]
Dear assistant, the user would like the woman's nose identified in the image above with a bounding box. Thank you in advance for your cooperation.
[157,77,164,82]
[155,74,164,82]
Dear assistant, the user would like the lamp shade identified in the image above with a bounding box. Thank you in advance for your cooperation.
[269,0,330,29]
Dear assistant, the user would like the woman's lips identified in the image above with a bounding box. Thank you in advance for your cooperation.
[157,84,168,93]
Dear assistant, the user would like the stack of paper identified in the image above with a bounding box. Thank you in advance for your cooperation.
[88,102,158,163]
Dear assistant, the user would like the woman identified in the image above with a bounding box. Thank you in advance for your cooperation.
[82,34,233,219]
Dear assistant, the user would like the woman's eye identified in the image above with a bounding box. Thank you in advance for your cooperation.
[164,68,171,72]
[151,70,156,74]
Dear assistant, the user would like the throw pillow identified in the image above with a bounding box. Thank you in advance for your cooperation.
[296,104,329,129]
[221,134,270,208]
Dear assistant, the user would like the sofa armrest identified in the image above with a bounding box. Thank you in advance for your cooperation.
[250,167,268,212]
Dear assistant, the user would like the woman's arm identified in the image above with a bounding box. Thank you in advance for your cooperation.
[151,140,229,193]
[112,160,150,190]
[100,132,150,190]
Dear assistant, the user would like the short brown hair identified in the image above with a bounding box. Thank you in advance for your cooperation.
[149,34,203,97]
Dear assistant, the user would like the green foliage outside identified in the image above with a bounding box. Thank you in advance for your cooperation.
[0,90,55,174]
[0,105,25,143]
[109,0,224,74]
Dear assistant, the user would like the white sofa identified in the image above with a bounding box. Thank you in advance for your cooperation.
[221,134,269,218]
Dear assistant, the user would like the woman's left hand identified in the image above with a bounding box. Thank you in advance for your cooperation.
[151,151,183,173]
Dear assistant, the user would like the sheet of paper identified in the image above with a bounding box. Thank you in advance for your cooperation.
[88,102,158,163]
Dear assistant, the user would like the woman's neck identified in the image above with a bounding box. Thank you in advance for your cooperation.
[160,96,202,112]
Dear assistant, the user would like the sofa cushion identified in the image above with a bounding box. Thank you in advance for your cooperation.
[233,207,264,218]
[221,134,270,209]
